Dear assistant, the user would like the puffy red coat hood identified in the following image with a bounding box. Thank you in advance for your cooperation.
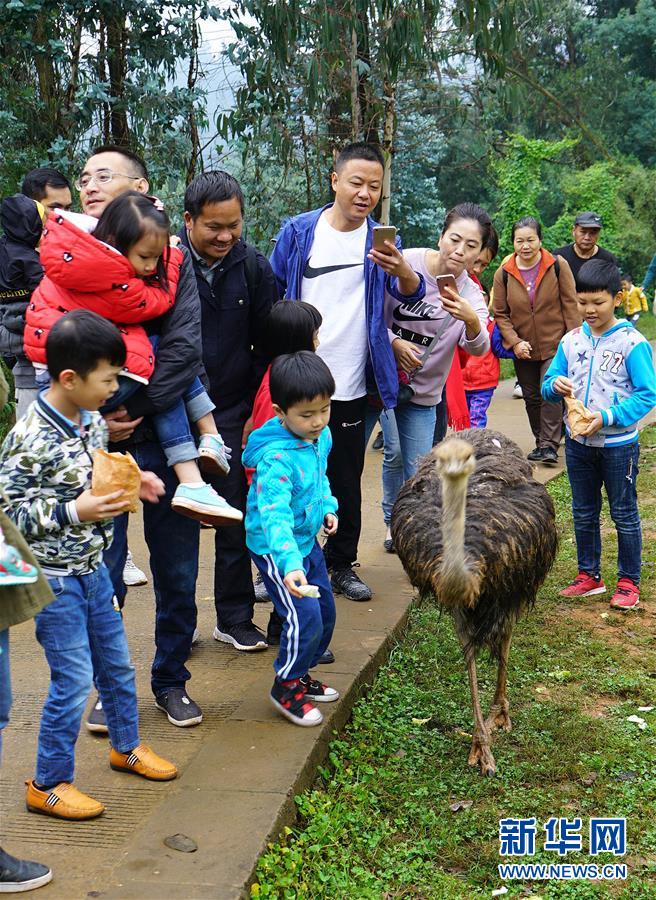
[25,212,182,382]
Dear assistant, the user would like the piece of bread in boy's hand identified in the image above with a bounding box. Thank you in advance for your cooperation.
[564,395,594,439]
[295,584,321,598]
[91,449,141,513]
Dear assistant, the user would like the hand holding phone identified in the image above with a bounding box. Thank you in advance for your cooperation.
[435,274,458,297]
[372,225,397,252]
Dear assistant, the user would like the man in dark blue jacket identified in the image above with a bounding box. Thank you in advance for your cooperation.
[270,142,424,601]
[180,171,277,651]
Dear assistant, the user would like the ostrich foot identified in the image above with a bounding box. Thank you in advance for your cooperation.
[468,729,497,777]
[485,700,512,734]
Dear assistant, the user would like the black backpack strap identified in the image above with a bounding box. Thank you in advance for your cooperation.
[243,244,259,300]
[503,268,508,287]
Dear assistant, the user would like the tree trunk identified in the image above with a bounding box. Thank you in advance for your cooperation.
[185,10,201,184]
[33,12,59,136]
[105,11,131,146]
[349,28,361,139]
[380,79,395,226]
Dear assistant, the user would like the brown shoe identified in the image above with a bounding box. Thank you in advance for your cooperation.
[25,779,105,820]
[109,744,177,781]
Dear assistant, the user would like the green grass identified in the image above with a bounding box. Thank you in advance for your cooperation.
[252,427,656,899]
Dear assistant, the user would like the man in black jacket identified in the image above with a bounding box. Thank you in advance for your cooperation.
[180,171,277,651]
[0,194,45,417]
[77,145,206,729]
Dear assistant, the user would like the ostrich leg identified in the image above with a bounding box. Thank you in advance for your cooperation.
[485,631,512,734]
[463,645,497,777]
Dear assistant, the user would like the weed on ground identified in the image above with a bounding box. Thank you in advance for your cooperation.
[253,426,656,899]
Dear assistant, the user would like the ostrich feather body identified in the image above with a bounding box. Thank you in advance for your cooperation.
[391,429,558,656]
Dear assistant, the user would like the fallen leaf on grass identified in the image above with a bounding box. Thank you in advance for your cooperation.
[455,729,473,739]
[393,749,407,759]
[547,669,572,681]
[600,612,609,620]
[581,772,598,786]
[449,800,473,813]
[534,686,548,694]
[616,770,639,781]
[626,715,648,730]
[411,717,431,726]
[491,888,508,897]
[638,705,655,712]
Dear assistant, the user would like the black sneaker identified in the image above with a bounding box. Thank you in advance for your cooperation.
[527,447,545,461]
[213,622,268,651]
[299,673,339,703]
[541,447,558,466]
[372,430,384,451]
[254,572,269,603]
[155,688,203,727]
[317,648,335,665]
[0,846,52,892]
[330,565,372,602]
[85,696,108,734]
[266,610,283,646]
[270,677,323,726]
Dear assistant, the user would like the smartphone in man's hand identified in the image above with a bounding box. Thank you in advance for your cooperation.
[372,225,397,252]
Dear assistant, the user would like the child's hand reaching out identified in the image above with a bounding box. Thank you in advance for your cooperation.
[323,513,338,536]
[139,470,165,503]
[284,569,308,598]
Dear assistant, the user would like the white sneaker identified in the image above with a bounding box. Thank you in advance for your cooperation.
[192,627,200,645]
[123,550,148,586]
[512,382,523,399]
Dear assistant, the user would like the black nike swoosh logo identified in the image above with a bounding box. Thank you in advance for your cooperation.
[303,262,363,278]
[394,308,439,322]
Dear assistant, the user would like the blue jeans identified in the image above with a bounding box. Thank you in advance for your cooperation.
[0,628,10,761]
[104,439,200,697]
[34,566,140,785]
[103,375,215,468]
[565,437,642,583]
[366,403,436,525]
[251,541,335,680]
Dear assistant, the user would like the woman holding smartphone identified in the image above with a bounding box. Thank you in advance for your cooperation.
[493,216,580,466]
[369,202,491,551]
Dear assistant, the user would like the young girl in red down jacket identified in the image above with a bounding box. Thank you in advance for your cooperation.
[24,192,241,526]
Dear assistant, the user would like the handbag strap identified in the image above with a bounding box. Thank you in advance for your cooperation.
[408,313,452,382]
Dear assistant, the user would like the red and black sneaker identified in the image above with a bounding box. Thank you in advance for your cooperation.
[559,571,606,597]
[610,577,640,610]
[299,673,339,703]
[270,677,323,727]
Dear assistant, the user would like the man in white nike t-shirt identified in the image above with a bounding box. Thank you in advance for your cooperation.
[270,143,425,601]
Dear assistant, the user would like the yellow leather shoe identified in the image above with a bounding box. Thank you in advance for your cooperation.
[25,779,105,820]
[109,744,177,781]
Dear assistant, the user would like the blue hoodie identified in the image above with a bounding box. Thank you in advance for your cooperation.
[542,320,656,447]
[269,204,426,409]
[242,417,338,576]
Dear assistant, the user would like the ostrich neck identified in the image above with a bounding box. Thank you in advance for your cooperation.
[439,474,474,599]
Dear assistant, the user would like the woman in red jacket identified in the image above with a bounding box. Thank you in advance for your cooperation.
[25,193,241,526]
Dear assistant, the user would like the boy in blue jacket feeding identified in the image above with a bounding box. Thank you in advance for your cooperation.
[542,259,656,610]
[243,351,339,726]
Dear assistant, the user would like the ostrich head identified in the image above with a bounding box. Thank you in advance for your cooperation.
[432,438,477,481]
[432,438,480,609]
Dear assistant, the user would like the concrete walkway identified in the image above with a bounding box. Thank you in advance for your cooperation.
[0,380,567,898]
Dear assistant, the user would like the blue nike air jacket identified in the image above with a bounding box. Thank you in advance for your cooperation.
[242,418,338,576]
[269,204,425,409]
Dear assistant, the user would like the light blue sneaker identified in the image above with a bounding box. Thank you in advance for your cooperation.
[198,434,230,477]
[0,543,39,586]
[171,483,243,527]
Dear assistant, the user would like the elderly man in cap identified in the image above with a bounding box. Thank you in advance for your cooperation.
[553,212,617,289]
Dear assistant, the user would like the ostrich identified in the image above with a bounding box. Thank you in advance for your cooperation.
[390,429,558,776]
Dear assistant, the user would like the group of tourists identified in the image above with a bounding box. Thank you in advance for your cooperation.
[0,140,655,893]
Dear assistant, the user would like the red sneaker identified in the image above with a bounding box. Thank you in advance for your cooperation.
[559,571,606,597]
[610,578,640,610]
